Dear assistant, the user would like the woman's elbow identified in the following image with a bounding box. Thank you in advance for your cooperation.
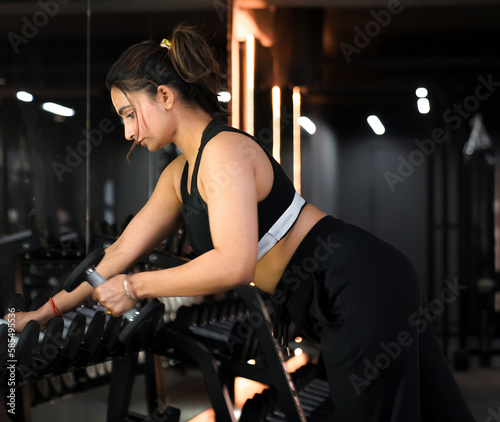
[238,268,255,286]
[233,255,257,287]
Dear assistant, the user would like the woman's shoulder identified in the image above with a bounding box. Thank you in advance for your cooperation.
[153,154,187,202]
[202,129,262,162]
[159,154,186,175]
[156,154,187,187]
[170,153,187,168]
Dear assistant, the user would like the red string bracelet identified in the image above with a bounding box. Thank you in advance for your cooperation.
[49,297,63,317]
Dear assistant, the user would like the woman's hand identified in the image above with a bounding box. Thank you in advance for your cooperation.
[3,309,52,333]
[92,274,137,317]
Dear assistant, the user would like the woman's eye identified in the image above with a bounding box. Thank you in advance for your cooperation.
[126,112,135,119]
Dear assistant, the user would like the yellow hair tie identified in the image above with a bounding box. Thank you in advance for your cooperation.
[160,38,171,50]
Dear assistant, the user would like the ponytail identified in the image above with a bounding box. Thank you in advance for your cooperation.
[106,24,228,121]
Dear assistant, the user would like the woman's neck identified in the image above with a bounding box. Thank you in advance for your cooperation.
[173,106,213,163]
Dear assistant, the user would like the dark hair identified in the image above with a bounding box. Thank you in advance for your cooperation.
[106,23,228,125]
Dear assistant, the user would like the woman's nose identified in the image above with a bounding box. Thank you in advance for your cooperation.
[124,124,135,141]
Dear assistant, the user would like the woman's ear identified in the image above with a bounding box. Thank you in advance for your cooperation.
[157,85,174,110]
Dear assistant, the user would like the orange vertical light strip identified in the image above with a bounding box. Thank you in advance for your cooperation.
[246,34,255,136]
[231,15,240,129]
[292,86,301,194]
[272,86,281,163]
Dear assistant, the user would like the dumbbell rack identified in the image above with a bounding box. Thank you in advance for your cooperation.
[138,249,334,421]
[149,288,331,421]
[2,246,334,421]
[240,361,334,422]
[224,286,333,422]
[0,294,178,422]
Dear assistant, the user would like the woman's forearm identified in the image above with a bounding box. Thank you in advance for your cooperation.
[129,248,256,300]
[36,240,137,322]
[36,282,94,325]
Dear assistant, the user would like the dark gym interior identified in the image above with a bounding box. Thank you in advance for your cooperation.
[1,0,500,421]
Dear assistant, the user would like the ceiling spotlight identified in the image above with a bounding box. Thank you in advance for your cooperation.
[415,87,428,98]
[16,91,33,102]
[367,115,385,135]
[42,102,75,117]
[417,98,431,114]
[298,116,316,135]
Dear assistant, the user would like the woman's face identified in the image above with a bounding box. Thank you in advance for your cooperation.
[111,86,174,151]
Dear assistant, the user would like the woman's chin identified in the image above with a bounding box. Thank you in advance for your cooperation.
[150,142,170,152]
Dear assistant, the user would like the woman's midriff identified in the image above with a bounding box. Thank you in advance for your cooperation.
[253,203,328,294]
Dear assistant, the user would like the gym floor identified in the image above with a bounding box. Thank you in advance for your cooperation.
[29,363,213,422]
[27,354,500,422]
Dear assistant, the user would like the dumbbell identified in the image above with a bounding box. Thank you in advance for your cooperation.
[173,303,238,348]
[60,371,77,392]
[29,291,50,312]
[61,312,88,363]
[83,362,110,388]
[29,317,65,377]
[25,292,67,372]
[6,292,86,372]
[29,293,108,366]
[5,293,25,313]
[63,309,105,359]
[2,293,65,378]
[76,304,122,357]
[172,304,199,333]
[64,246,165,344]
[0,318,40,368]
[25,294,86,375]
[34,312,85,374]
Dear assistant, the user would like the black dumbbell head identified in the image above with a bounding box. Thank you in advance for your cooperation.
[82,310,106,356]
[36,317,64,368]
[15,319,41,368]
[101,314,122,353]
[5,293,25,314]
[118,299,165,344]
[64,247,105,292]
[29,292,50,312]
[61,313,86,361]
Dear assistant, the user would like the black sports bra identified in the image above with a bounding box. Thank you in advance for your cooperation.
[180,120,305,259]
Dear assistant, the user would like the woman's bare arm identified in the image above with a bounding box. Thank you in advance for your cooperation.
[9,156,186,331]
[94,133,264,315]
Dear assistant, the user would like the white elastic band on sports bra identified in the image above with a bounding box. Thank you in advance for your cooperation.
[257,191,306,260]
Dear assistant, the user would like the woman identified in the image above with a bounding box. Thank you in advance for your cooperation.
[11,24,475,421]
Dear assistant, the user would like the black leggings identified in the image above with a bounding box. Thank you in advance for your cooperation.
[274,216,476,422]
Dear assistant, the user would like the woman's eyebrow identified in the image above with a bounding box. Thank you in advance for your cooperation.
[117,105,131,116]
